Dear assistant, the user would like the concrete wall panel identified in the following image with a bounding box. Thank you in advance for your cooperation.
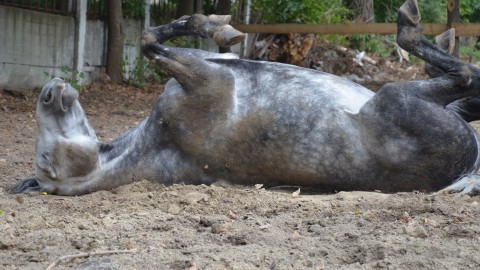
[0,5,223,90]
[0,6,75,90]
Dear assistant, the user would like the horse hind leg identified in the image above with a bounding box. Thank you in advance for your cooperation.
[140,14,242,94]
[398,0,479,88]
[396,0,480,105]
[419,29,480,122]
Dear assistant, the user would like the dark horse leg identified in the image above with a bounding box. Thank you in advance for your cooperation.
[141,14,245,48]
[357,0,480,193]
[397,0,480,194]
[395,0,480,103]
[423,28,480,123]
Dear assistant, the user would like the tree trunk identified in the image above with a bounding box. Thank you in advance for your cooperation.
[106,0,124,83]
[217,0,232,53]
[177,0,195,17]
[195,0,203,13]
[347,0,374,23]
[217,0,231,15]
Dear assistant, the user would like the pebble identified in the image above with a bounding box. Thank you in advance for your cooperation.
[211,222,231,234]
[77,222,90,230]
[259,223,271,230]
[308,224,325,234]
[303,260,313,267]
[0,238,14,249]
[167,204,182,215]
[403,223,429,238]
[76,258,117,270]
[186,261,198,270]
[6,215,14,223]
[376,260,388,268]
[184,192,209,204]
[126,240,138,250]
[421,218,438,228]
[228,211,238,220]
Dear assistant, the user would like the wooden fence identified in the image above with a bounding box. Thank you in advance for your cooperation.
[232,23,480,36]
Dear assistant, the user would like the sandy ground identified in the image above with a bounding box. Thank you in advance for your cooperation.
[1,80,480,270]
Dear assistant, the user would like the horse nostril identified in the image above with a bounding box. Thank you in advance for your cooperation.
[43,89,53,104]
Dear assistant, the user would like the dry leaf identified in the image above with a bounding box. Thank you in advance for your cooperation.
[255,184,263,189]
[228,210,237,220]
[15,195,24,204]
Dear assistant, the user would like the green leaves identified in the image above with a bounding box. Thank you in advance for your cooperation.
[123,56,164,89]
[460,0,480,22]
[252,0,350,24]
[43,66,84,92]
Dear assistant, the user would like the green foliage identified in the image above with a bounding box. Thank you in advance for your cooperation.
[203,0,218,14]
[165,36,198,48]
[87,0,154,19]
[374,0,446,23]
[251,0,351,24]
[373,0,479,23]
[324,34,350,47]
[348,34,393,57]
[460,0,480,22]
[122,0,145,19]
[123,56,163,89]
[461,46,480,61]
[43,66,85,92]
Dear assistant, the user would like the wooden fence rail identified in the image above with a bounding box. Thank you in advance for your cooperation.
[232,23,480,36]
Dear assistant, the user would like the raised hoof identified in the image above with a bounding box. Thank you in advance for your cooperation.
[399,0,421,26]
[396,0,424,51]
[141,14,245,48]
[141,30,157,48]
[187,14,245,47]
[208,14,231,25]
[435,28,456,54]
[213,25,246,47]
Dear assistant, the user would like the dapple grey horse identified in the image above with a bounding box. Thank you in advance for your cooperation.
[11,0,480,195]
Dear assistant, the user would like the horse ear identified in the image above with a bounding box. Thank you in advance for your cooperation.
[37,153,57,179]
[9,177,42,194]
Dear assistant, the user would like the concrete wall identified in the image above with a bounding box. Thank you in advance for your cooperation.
[82,19,143,81]
[84,20,106,69]
[0,6,75,90]
[0,5,241,90]
[0,6,144,90]
[122,19,143,79]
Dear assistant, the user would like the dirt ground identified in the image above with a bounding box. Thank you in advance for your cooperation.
[2,68,480,270]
